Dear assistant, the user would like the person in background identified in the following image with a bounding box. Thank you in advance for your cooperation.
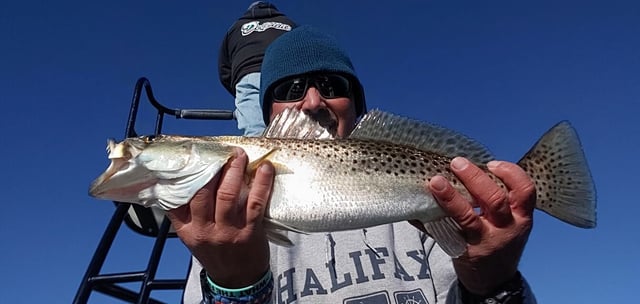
[173,25,537,304]
[218,1,296,136]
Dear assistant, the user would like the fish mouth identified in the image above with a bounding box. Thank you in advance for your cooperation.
[88,158,130,197]
[88,157,156,201]
[90,177,158,203]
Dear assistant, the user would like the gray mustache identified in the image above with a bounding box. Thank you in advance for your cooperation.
[305,108,337,134]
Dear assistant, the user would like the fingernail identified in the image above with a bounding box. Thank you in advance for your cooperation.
[235,148,245,157]
[451,157,468,170]
[487,161,499,170]
[259,162,274,174]
[430,176,447,192]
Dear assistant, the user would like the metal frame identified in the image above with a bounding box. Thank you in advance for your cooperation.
[74,77,234,303]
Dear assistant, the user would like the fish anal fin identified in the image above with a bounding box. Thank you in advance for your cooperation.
[423,217,467,257]
[263,217,309,247]
[265,229,293,247]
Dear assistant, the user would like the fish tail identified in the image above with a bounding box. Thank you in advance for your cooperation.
[518,121,597,228]
[423,217,467,257]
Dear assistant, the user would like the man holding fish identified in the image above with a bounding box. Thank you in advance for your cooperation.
[90,25,596,303]
[166,25,572,304]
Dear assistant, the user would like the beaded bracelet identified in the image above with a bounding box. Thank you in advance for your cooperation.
[202,270,274,304]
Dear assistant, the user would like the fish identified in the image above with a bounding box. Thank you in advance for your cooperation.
[89,108,597,257]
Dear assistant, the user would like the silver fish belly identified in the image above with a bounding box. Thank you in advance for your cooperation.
[89,108,597,257]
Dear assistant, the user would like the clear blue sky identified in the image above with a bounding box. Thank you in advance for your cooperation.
[1,0,638,303]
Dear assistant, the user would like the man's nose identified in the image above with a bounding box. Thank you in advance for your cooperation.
[300,87,326,113]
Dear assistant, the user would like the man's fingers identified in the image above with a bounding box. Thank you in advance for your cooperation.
[189,174,219,227]
[215,149,248,225]
[487,160,536,218]
[246,162,275,224]
[428,175,483,243]
[450,157,513,227]
[166,204,191,231]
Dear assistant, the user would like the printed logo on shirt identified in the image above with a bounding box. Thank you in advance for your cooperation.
[394,289,429,304]
[274,247,434,304]
[342,289,429,304]
[241,21,292,36]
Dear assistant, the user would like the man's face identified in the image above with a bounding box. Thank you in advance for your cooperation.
[268,74,358,137]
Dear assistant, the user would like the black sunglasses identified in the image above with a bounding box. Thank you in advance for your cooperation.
[272,74,351,103]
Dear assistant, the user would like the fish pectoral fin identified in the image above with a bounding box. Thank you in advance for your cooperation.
[423,217,467,258]
[270,162,294,174]
[248,148,279,170]
[246,148,293,179]
[263,217,308,247]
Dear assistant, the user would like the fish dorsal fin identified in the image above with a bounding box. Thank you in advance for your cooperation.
[350,109,495,163]
[262,107,334,139]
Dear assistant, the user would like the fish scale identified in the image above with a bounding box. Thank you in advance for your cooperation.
[241,136,459,179]
[89,108,597,257]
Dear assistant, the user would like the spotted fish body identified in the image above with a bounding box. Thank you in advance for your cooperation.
[218,136,458,232]
[89,108,597,257]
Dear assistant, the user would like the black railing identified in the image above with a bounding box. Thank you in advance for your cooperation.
[74,77,234,303]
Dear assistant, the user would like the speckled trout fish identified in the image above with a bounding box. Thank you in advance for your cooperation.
[89,108,597,257]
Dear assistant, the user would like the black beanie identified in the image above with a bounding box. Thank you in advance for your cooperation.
[260,25,366,124]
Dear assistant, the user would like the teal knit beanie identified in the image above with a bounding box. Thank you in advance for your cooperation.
[260,25,366,124]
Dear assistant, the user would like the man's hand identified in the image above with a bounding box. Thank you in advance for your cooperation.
[429,157,535,295]
[166,148,275,288]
